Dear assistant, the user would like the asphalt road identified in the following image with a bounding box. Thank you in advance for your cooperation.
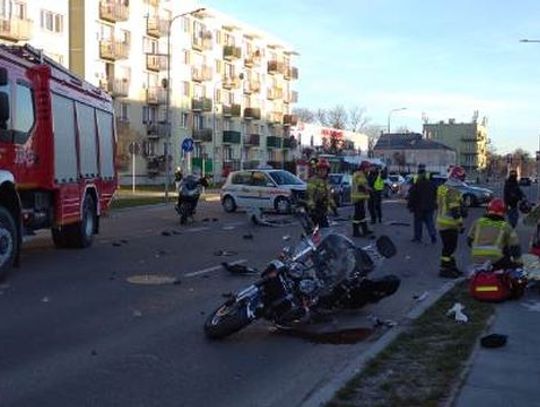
[0,199,488,407]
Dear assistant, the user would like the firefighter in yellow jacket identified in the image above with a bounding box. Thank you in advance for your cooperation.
[352,161,373,237]
[436,166,467,278]
[306,158,335,228]
[467,198,522,269]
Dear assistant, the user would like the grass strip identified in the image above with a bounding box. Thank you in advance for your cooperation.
[328,281,494,407]
[110,196,167,210]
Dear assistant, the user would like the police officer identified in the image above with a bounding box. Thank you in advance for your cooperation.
[368,164,385,224]
[352,161,373,237]
[306,158,335,228]
[467,198,522,269]
[436,166,467,278]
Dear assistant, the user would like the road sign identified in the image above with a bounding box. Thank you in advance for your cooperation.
[182,138,194,153]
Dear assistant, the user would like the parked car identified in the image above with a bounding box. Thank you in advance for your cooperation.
[221,169,306,214]
[384,174,405,198]
[431,176,494,207]
[328,173,352,207]
[519,177,532,187]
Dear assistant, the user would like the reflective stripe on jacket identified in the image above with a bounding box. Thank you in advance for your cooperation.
[307,176,334,211]
[468,216,520,263]
[436,184,463,230]
[352,171,370,202]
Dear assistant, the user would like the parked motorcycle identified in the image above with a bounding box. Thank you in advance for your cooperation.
[204,209,400,339]
[175,175,209,224]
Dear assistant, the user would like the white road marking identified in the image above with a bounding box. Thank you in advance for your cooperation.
[185,259,247,277]
[186,227,210,233]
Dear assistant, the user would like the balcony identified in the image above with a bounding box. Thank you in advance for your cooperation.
[244,50,261,67]
[147,15,168,38]
[244,134,260,147]
[192,128,213,143]
[192,32,213,51]
[99,1,129,23]
[99,40,130,61]
[244,107,261,120]
[100,78,129,98]
[191,65,212,82]
[267,136,282,149]
[146,122,169,139]
[283,114,298,126]
[268,112,283,125]
[222,75,240,90]
[222,104,241,117]
[0,17,32,41]
[243,79,261,94]
[267,87,284,100]
[144,0,160,6]
[191,97,212,112]
[146,54,167,72]
[223,45,242,60]
[267,60,286,75]
[285,90,298,104]
[146,87,167,105]
[284,66,299,80]
[223,130,241,144]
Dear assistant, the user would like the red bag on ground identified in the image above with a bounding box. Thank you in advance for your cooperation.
[469,270,510,302]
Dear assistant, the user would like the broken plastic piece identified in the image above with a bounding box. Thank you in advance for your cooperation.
[447,302,469,323]
[413,291,429,302]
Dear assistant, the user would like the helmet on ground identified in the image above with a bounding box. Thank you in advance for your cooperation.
[316,158,330,170]
[449,166,466,181]
[487,198,506,217]
[358,161,371,171]
[519,200,532,214]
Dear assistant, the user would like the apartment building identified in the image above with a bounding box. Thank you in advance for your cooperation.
[68,0,299,184]
[423,115,488,175]
[0,0,69,65]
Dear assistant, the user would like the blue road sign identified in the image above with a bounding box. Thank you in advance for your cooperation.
[182,138,194,153]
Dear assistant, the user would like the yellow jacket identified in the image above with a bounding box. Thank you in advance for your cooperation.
[436,183,463,230]
[307,176,335,211]
[468,216,521,264]
[352,171,370,202]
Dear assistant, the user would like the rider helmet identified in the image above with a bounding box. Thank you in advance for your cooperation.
[487,198,506,217]
[449,166,466,181]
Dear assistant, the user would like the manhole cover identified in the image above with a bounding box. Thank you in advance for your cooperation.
[127,274,179,285]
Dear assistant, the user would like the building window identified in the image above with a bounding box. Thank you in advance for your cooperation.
[120,102,129,122]
[181,112,189,128]
[183,50,190,64]
[40,10,63,33]
[183,81,190,97]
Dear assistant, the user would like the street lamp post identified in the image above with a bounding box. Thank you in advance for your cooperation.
[164,7,205,201]
[387,107,407,134]
[212,79,222,181]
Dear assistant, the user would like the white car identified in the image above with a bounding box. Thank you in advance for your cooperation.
[221,169,306,213]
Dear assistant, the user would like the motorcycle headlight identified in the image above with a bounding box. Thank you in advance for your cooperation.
[392,183,398,188]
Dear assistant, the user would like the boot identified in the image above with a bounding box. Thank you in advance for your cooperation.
[353,223,361,237]
[361,222,373,236]
[439,258,463,279]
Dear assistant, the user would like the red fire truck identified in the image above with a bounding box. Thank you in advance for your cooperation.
[0,45,117,280]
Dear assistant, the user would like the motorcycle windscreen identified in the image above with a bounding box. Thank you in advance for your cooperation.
[316,234,361,294]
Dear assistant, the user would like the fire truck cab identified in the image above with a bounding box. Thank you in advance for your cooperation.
[0,45,117,280]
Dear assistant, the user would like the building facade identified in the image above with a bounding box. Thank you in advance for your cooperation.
[374,133,457,175]
[0,0,69,65]
[423,117,488,175]
[68,0,299,183]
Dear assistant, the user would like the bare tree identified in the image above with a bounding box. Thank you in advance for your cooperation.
[348,106,370,132]
[326,105,348,129]
[292,107,315,123]
[315,108,329,127]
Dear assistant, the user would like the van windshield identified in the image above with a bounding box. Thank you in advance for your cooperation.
[269,170,303,186]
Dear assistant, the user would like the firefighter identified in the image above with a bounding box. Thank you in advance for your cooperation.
[306,158,335,228]
[368,164,385,223]
[467,198,522,269]
[352,161,373,237]
[436,166,467,278]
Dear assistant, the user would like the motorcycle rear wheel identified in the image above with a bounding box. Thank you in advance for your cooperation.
[179,202,191,225]
[204,300,252,339]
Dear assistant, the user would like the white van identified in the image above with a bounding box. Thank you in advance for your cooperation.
[221,169,306,213]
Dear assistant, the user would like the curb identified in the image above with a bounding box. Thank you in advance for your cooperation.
[298,278,464,407]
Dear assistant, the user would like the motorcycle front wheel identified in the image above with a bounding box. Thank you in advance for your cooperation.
[204,300,252,339]
[179,202,191,224]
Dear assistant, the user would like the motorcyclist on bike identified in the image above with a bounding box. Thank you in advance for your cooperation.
[176,170,209,221]
[467,198,522,270]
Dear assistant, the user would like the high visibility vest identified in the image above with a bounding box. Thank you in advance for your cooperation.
[307,176,333,210]
[468,217,518,263]
[374,175,385,191]
[436,184,463,230]
[352,171,369,202]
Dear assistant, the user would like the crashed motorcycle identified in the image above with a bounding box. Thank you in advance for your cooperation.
[204,209,400,339]
[175,175,209,224]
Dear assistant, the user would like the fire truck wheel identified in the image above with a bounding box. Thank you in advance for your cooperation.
[73,194,97,248]
[0,206,18,281]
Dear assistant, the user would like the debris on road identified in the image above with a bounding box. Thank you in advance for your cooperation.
[367,315,397,328]
[161,231,172,236]
[202,218,210,222]
[386,221,411,227]
[133,310,143,318]
[127,274,179,285]
[222,226,235,231]
[91,350,98,356]
[447,302,469,323]
[242,233,254,240]
[222,262,258,275]
[521,301,540,312]
[413,291,429,302]
[112,242,123,247]
[212,218,219,222]
[214,250,238,257]
[480,333,508,348]
[222,292,233,298]
[41,296,50,303]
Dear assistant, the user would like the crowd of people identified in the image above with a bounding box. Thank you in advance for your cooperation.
[305,158,529,281]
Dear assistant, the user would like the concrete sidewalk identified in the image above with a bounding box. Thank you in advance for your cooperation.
[455,292,540,407]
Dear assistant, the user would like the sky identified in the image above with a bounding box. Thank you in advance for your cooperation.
[197,0,540,154]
